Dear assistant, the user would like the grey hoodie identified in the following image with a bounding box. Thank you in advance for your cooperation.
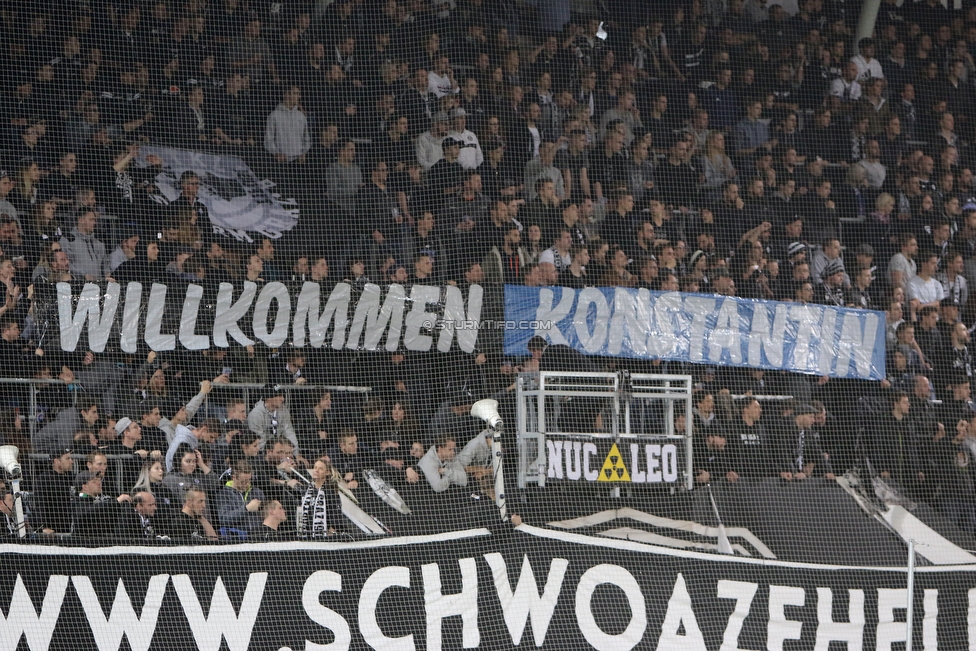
[34,408,85,454]
[264,103,310,161]
[60,227,109,280]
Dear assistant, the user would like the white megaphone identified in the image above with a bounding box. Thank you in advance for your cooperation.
[469,399,508,522]
[470,399,502,430]
[0,445,21,479]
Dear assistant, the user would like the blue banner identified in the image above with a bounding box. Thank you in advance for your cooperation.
[504,285,886,380]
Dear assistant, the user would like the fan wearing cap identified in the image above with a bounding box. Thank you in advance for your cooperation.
[940,298,963,339]
[34,449,76,535]
[105,417,161,491]
[786,241,807,266]
[816,259,847,306]
[777,404,834,482]
[72,470,132,539]
[447,108,483,170]
[416,112,450,170]
[248,385,303,458]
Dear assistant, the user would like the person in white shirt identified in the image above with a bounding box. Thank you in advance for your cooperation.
[850,38,885,83]
[447,108,483,170]
[907,251,945,309]
[538,229,573,273]
[856,140,887,189]
[888,233,917,290]
[416,112,450,169]
[830,62,862,107]
[428,55,459,98]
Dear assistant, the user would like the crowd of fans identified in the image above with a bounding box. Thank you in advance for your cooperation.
[2,0,976,541]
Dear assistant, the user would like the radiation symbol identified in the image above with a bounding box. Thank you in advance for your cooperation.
[597,443,631,482]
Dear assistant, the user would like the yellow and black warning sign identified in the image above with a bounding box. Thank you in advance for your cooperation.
[546,439,681,483]
[597,443,631,482]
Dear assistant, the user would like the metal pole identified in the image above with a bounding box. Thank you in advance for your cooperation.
[906,539,916,651]
[490,433,507,521]
[685,381,694,490]
[28,383,37,439]
[538,374,547,488]
[11,477,25,538]
[855,0,882,50]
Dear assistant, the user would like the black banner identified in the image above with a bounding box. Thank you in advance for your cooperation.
[1,526,974,650]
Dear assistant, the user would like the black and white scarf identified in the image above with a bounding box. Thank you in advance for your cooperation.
[300,484,332,539]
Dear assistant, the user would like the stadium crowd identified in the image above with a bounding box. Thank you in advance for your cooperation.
[2,0,976,541]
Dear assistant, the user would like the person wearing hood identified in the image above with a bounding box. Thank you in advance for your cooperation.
[59,208,110,281]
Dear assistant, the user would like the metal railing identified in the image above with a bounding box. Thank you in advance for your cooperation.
[1,377,371,445]
[516,371,695,491]
[200,381,372,416]
[1,378,70,439]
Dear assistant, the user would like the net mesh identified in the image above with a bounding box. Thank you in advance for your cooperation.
[0,0,975,649]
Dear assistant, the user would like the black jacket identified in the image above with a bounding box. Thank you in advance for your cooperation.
[72,495,124,539]
[34,470,75,533]
[115,507,158,542]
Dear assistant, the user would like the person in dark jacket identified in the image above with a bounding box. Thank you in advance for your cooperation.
[72,471,131,539]
[728,398,782,478]
[34,449,75,534]
[778,404,834,481]
[869,392,922,487]
[114,491,160,542]
[216,460,267,533]
[688,410,736,484]
[166,487,218,542]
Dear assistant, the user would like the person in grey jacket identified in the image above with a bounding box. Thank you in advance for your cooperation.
[33,398,101,453]
[59,209,110,281]
[248,386,301,454]
[417,434,468,493]
[216,460,266,533]
[264,85,310,163]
